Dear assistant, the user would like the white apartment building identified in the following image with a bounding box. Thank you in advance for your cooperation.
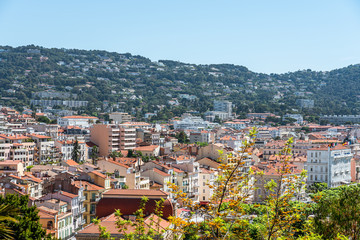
[58,116,99,128]
[214,100,232,116]
[174,114,214,130]
[306,145,352,188]
[55,140,88,162]
[30,134,56,163]
[0,113,6,132]
[223,121,246,130]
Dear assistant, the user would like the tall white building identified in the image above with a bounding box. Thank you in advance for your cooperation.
[214,100,232,116]
[306,145,352,188]
[58,116,99,128]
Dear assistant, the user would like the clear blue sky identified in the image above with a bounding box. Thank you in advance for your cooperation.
[0,0,359,73]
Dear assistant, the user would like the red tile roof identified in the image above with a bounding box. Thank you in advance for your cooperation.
[134,145,159,152]
[153,168,170,177]
[103,189,168,197]
[91,170,107,179]
[64,159,79,166]
[105,159,130,169]
[73,180,104,191]
[60,191,78,198]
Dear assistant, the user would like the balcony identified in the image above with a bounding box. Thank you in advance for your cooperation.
[81,219,86,225]
[81,207,86,213]
[80,196,86,201]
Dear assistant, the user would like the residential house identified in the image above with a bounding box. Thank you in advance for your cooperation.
[73,180,105,225]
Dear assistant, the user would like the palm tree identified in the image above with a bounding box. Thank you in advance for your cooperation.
[0,203,19,239]
[91,145,99,165]
[109,151,123,161]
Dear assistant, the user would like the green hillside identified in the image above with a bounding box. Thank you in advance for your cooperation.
[0,45,359,121]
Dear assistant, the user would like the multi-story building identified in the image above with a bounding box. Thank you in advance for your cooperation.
[58,116,99,128]
[189,130,215,144]
[31,99,88,108]
[73,180,105,225]
[173,114,214,130]
[214,100,232,116]
[30,134,56,163]
[223,121,246,130]
[253,163,305,203]
[0,136,11,161]
[0,113,6,132]
[55,140,88,163]
[198,168,216,203]
[90,124,136,157]
[0,160,24,176]
[306,145,352,188]
[41,190,85,232]
[37,200,74,239]
[109,112,132,124]
[136,129,161,145]
[320,115,360,125]
[0,134,35,167]
[97,158,149,190]
[7,172,44,198]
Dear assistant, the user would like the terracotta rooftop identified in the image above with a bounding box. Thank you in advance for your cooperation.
[103,189,168,197]
[134,145,159,152]
[30,134,51,139]
[64,159,79,166]
[91,170,107,179]
[105,159,130,169]
[73,180,104,191]
[60,191,78,199]
[152,168,171,177]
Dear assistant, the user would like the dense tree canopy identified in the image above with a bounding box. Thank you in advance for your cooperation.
[1,45,360,121]
[0,194,48,240]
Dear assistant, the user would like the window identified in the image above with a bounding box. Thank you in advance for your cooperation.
[310,175,313,181]
[203,175,205,180]
[203,182,205,186]
[203,196,205,201]
[84,193,88,200]
[90,204,96,214]
[47,221,53,230]
[203,189,205,193]
[91,193,96,201]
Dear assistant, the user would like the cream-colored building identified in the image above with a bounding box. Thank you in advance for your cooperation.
[198,168,216,202]
[90,124,136,157]
[109,112,132,124]
[97,158,149,189]
[0,160,24,176]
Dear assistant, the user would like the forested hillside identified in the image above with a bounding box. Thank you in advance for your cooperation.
[0,45,359,120]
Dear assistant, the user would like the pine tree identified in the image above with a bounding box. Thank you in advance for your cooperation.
[72,138,81,163]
